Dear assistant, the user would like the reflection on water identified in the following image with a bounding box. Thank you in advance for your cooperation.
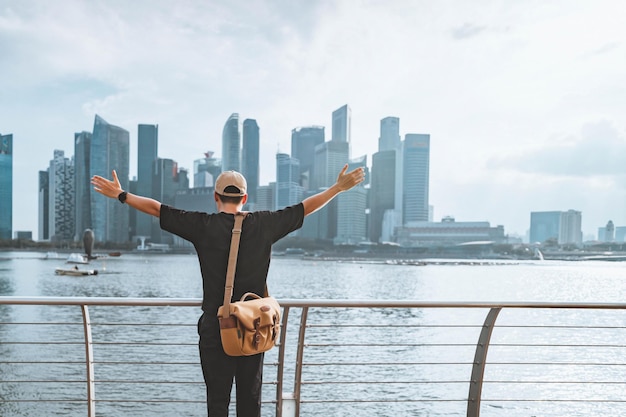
[1,252,626,416]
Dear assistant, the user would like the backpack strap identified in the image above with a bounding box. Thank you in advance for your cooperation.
[221,212,247,311]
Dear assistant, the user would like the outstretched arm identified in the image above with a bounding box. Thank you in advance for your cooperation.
[91,170,162,218]
[302,164,365,217]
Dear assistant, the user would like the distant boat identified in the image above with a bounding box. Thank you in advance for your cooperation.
[43,251,59,260]
[285,248,306,256]
[66,253,88,264]
[108,252,122,257]
[55,267,98,276]
[83,229,95,260]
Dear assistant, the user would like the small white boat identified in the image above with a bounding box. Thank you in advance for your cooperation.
[66,253,88,264]
[55,267,98,276]
[43,251,59,260]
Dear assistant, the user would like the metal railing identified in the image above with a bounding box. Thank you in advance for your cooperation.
[1,297,626,416]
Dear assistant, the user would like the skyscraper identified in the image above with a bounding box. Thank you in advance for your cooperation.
[222,113,240,172]
[275,153,302,209]
[136,124,158,238]
[48,150,75,242]
[291,126,324,191]
[255,184,275,211]
[332,104,351,144]
[152,158,189,244]
[194,151,221,188]
[335,156,368,244]
[529,211,562,244]
[369,149,396,242]
[242,119,259,206]
[601,220,615,242]
[530,210,582,245]
[0,133,13,240]
[368,116,403,242]
[90,115,130,244]
[38,170,49,241]
[403,134,430,224]
[561,210,582,245]
[313,140,350,191]
[74,131,92,240]
[379,116,401,151]
[312,140,350,239]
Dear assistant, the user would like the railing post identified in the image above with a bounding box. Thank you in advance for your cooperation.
[276,306,290,417]
[81,305,96,417]
[467,307,501,417]
[292,307,309,417]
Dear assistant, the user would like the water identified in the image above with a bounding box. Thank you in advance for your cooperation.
[1,252,626,416]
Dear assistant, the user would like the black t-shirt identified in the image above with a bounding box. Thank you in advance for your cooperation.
[160,203,304,314]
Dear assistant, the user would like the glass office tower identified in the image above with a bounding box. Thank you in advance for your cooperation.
[331,104,351,144]
[74,131,92,241]
[276,153,301,209]
[242,119,259,206]
[222,113,240,172]
[0,133,13,240]
[403,134,430,224]
[48,150,75,242]
[136,124,158,238]
[90,115,130,244]
[291,126,324,191]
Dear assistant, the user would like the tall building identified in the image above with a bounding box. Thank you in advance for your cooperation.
[194,151,221,188]
[275,153,302,209]
[332,104,351,144]
[529,211,561,244]
[291,126,325,191]
[403,134,430,224]
[38,170,49,241]
[222,113,240,172]
[369,149,396,243]
[530,210,582,246]
[74,131,92,240]
[313,140,350,190]
[312,140,349,239]
[48,150,75,242]
[136,124,158,239]
[560,210,582,245]
[0,133,12,240]
[152,158,188,244]
[242,119,259,206]
[603,220,615,243]
[379,116,401,151]
[175,187,217,214]
[335,156,368,245]
[90,115,130,244]
[255,184,275,211]
[369,117,404,242]
[298,189,323,239]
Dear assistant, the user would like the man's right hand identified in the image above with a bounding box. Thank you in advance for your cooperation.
[336,164,365,191]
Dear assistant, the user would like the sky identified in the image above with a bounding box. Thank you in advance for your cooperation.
[2,0,626,241]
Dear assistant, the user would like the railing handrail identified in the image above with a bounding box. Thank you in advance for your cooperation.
[2,296,626,417]
[2,296,626,309]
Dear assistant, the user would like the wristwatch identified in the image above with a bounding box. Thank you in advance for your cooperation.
[118,191,128,204]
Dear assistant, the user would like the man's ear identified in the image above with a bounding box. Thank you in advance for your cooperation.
[242,194,248,205]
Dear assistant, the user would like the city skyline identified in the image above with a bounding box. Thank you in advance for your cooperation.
[3,1,626,238]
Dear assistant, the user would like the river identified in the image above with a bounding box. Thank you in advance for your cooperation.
[1,251,626,416]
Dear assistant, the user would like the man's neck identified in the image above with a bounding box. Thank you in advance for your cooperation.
[217,202,242,214]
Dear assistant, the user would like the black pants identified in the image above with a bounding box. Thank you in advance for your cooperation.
[198,313,264,417]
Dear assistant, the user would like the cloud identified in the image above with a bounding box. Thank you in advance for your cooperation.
[451,23,487,40]
[487,120,626,178]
